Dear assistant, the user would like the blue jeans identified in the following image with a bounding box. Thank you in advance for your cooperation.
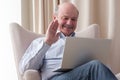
[50,60,117,80]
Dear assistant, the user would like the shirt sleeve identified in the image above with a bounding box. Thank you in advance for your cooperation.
[19,37,50,75]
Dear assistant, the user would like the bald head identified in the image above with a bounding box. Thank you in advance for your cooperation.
[55,2,79,16]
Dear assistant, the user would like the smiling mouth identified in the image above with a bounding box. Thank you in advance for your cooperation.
[62,25,73,29]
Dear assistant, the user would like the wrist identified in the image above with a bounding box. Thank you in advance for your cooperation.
[44,39,52,46]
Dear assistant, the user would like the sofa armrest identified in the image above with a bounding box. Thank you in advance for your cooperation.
[23,70,41,80]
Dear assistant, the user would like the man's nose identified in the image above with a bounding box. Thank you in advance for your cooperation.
[66,19,73,25]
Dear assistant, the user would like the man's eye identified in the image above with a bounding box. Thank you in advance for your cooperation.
[71,18,77,21]
[63,17,68,20]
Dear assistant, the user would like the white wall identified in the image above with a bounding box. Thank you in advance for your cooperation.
[0,0,21,80]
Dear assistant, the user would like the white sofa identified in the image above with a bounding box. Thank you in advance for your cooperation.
[9,23,120,80]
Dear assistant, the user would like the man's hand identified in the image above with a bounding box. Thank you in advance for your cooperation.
[44,20,60,46]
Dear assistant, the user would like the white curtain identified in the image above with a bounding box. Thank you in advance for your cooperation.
[21,0,59,34]
[38,0,59,34]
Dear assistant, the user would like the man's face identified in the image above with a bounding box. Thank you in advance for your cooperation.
[55,6,78,36]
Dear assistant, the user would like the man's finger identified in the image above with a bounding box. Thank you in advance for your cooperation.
[48,20,55,30]
[53,20,58,30]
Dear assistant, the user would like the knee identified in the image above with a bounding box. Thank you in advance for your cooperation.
[89,60,104,67]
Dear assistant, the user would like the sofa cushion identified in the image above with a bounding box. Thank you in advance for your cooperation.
[75,24,100,38]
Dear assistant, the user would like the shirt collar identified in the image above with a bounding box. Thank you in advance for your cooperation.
[59,32,75,39]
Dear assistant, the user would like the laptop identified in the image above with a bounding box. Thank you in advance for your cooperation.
[54,37,112,72]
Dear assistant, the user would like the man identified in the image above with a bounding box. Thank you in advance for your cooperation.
[19,2,118,80]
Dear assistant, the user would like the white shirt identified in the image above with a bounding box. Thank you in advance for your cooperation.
[19,32,75,80]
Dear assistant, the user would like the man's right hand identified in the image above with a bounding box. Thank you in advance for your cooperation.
[44,20,60,46]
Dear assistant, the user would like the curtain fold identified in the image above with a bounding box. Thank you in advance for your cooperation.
[21,0,59,34]
[38,0,59,34]
[111,0,120,74]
